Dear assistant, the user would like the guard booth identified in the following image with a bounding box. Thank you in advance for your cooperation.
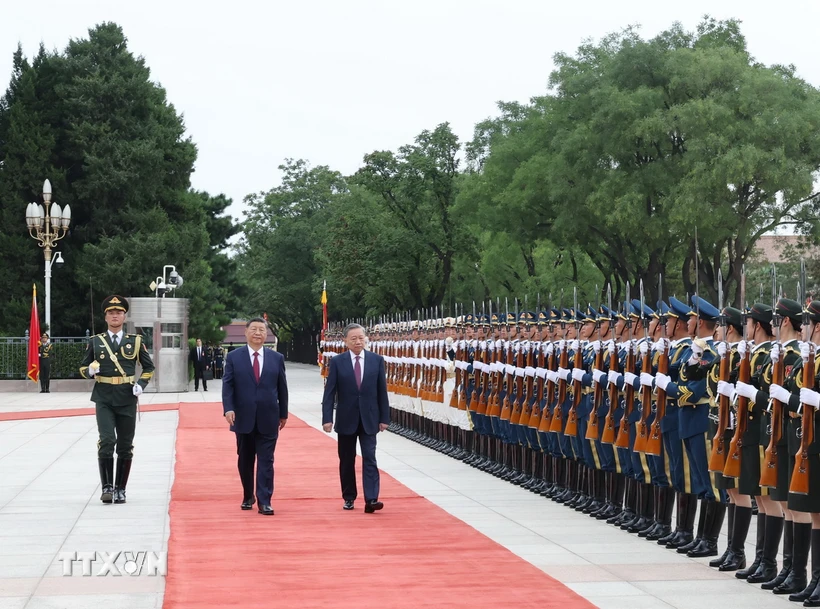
[126,297,189,392]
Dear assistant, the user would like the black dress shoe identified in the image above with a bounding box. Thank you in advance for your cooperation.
[364,500,384,513]
[241,498,254,510]
[100,485,114,504]
[113,489,126,504]
[258,505,274,515]
[343,500,354,510]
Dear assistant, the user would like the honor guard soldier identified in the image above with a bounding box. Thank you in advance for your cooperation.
[79,295,155,504]
[39,333,52,393]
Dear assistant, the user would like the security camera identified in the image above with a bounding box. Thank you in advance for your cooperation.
[169,270,179,285]
[54,252,64,269]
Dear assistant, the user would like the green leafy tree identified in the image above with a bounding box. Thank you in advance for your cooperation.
[460,17,820,303]
[0,23,239,338]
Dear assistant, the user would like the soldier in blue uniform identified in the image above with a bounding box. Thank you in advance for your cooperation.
[663,295,724,557]
[653,297,696,549]
[79,296,155,504]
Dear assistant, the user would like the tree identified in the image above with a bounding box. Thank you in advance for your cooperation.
[353,123,470,308]
[459,18,820,304]
[0,23,239,337]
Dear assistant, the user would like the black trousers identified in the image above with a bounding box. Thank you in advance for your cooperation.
[95,402,137,458]
[194,364,208,390]
[39,359,50,392]
[337,417,380,503]
[236,424,277,505]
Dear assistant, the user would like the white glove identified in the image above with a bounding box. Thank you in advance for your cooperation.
[591,340,602,353]
[570,340,579,351]
[133,384,143,397]
[717,380,735,399]
[639,341,649,355]
[571,368,586,382]
[717,342,727,358]
[771,342,781,364]
[655,339,667,354]
[735,381,758,402]
[640,372,654,387]
[87,363,99,377]
[769,383,791,404]
[800,387,820,410]
[801,341,812,360]
[557,367,571,381]
[557,340,566,351]
[737,340,748,358]
[607,340,615,354]
[624,372,638,386]
[543,343,554,356]
[608,370,622,385]
[445,336,454,349]
[592,369,606,384]
[655,372,671,392]
[688,341,704,365]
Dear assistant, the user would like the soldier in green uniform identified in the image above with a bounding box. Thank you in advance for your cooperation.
[79,295,155,504]
[38,333,53,393]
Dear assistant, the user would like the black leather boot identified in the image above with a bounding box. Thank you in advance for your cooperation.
[114,458,132,504]
[774,521,810,594]
[677,497,707,553]
[647,486,674,541]
[747,515,784,584]
[688,501,726,557]
[659,491,684,545]
[736,513,766,579]
[761,518,792,589]
[98,457,114,504]
[791,528,820,602]
[719,505,752,572]
[667,493,698,549]
[604,474,628,523]
[627,483,654,532]
[710,503,735,567]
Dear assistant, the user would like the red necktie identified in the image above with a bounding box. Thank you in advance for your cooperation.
[253,352,260,383]
[354,355,362,390]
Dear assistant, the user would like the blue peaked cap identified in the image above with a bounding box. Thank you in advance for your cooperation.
[631,299,655,317]
[668,297,692,318]
[690,295,720,322]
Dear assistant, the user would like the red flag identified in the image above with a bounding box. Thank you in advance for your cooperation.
[27,284,41,383]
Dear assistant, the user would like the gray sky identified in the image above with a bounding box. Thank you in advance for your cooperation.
[3,1,820,224]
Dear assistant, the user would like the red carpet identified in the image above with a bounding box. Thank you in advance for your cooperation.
[163,403,596,609]
[0,402,180,421]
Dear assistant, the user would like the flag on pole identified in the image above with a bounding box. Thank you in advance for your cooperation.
[27,284,41,383]
[321,280,328,340]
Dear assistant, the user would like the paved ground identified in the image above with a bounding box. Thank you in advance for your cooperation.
[0,364,795,609]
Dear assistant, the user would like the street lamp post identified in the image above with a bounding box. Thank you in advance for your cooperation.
[25,179,71,332]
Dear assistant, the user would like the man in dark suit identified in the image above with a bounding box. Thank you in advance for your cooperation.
[222,318,288,515]
[190,338,210,391]
[322,323,390,513]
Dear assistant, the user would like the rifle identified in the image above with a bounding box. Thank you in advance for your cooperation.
[487,299,502,419]
[761,265,783,488]
[564,288,582,437]
[634,281,652,452]
[723,266,749,479]
[645,274,669,457]
[791,260,814,494]
[615,291,635,449]
[602,285,620,445]
[708,271,731,471]
[527,293,544,429]
[511,298,526,427]
[539,295,558,434]
[549,294,569,433]
[475,303,489,415]
[500,298,515,423]
[586,286,604,441]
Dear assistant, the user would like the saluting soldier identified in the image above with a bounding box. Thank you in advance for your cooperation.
[79,296,155,504]
[39,333,53,393]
